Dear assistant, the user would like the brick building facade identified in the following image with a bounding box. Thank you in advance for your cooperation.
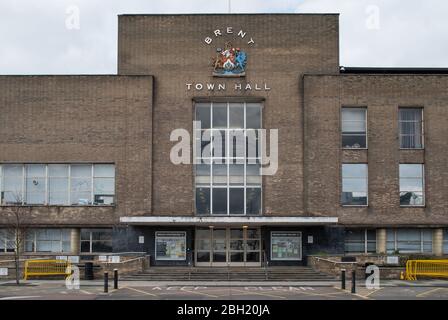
[0,14,447,268]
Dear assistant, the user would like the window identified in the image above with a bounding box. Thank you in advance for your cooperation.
[2,164,24,204]
[0,164,115,206]
[155,232,186,261]
[80,229,113,253]
[271,232,302,261]
[195,102,262,215]
[341,164,368,206]
[386,229,432,254]
[25,229,71,253]
[399,108,423,149]
[400,164,424,206]
[341,108,367,149]
[0,230,15,253]
[345,229,376,254]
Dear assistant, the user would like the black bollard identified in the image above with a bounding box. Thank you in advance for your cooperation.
[104,272,109,293]
[351,270,356,294]
[114,269,118,290]
[341,269,346,290]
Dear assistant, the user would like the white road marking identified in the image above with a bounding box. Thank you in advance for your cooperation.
[0,296,40,300]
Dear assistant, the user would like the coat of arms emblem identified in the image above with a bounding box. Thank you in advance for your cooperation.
[212,41,247,77]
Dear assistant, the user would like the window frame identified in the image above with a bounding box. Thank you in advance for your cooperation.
[25,229,71,253]
[0,163,116,207]
[386,229,433,254]
[80,228,113,254]
[398,107,424,150]
[341,163,369,207]
[399,163,425,207]
[344,229,376,254]
[341,107,368,150]
[194,102,263,216]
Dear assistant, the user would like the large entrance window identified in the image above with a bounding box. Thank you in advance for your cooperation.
[195,228,261,267]
[195,102,262,216]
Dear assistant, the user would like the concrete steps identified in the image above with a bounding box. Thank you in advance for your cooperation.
[122,267,336,282]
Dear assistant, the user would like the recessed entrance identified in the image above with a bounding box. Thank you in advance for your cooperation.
[195,227,261,267]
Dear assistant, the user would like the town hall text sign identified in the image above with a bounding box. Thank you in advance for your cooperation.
[185,27,271,91]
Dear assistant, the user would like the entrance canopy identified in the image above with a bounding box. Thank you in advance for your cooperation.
[120,216,338,227]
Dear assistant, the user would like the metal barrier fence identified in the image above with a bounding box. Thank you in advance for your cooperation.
[24,259,72,280]
[404,260,448,280]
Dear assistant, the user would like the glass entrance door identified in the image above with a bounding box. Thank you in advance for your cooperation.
[195,227,261,267]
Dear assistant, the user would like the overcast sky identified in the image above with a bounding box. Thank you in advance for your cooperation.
[0,0,446,74]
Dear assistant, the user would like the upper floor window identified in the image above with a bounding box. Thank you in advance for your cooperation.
[0,230,15,253]
[341,164,368,206]
[399,108,423,149]
[0,164,115,206]
[341,108,367,149]
[399,164,424,206]
[195,102,262,216]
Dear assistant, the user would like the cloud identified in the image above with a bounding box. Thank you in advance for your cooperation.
[0,0,446,74]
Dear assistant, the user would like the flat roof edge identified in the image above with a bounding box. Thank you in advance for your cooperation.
[118,13,340,17]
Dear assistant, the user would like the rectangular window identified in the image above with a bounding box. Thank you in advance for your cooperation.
[386,229,433,254]
[195,102,262,216]
[80,229,113,253]
[341,164,368,206]
[270,232,302,261]
[399,108,423,149]
[0,230,16,253]
[155,232,187,261]
[345,229,376,254]
[0,164,115,206]
[2,164,24,204]
[399,164,424,206]
[341,108,367,149]
[25,229,71,253]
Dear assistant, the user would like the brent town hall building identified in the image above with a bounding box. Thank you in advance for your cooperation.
[1,13,448,269]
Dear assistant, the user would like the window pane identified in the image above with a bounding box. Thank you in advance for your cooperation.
[196,103,211,129]
[26,177,46,205]
[229,188,244,214]
[212,103,227,128]
[94,178,115,195]
[94,164,114,177]
[229,165,244,185]
[196,188,211,215]
[342,109,366,123]
[399,108,423,149]
[71,176,92,205]
[211,130,226,158]
[212,188,227,215]
[246,188,261,215]
[342,135,366,149]
[3,164,23,204]
[247,164,261,186]
[342,179,367,192]
[92,241,113,253]
[228,130,245,158]
[400,192,424,206]
[195,164,211,185]
[71,165,91,177]
[246,104,261,129]
[341,192,367,206]
[48,164,69,177]
[229,103,244,128]
[212,163,227,185]
[400,164,423,178]
[49,178,69,205]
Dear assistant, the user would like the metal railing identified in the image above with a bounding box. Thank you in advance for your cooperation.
[23,259,71,280]
[404,260,448,281]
